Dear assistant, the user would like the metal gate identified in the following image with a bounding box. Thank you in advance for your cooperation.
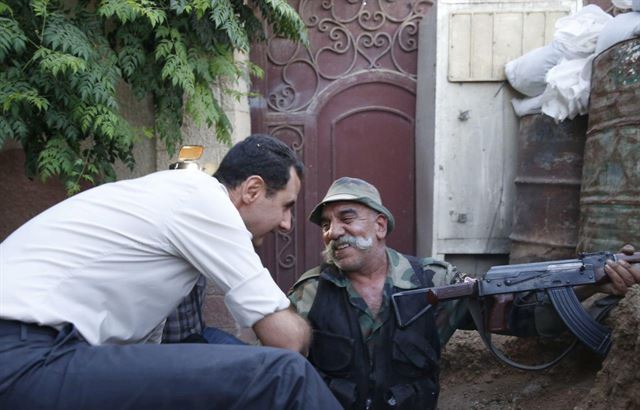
[250,0,435,290]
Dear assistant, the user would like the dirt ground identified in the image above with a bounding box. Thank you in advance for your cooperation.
[438,285,640,410]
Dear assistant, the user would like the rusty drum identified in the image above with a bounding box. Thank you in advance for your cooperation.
[577,37,640,252]
[510,114,588,264]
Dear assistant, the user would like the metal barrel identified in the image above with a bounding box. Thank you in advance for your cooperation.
[577,37,640,253]
[510,114,588,264]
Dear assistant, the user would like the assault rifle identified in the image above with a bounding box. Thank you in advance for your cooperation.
[391,251,640,370]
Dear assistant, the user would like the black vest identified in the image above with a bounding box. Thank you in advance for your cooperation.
[306,257,441,410]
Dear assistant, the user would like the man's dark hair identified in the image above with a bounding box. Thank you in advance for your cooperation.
[214,134,304,196]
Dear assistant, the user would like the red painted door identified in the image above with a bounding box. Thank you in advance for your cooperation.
[316,78,416,253]
[250,0,434,290]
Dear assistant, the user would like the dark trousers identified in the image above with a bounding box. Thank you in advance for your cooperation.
[0,320,341,409]
[178,326,247,345]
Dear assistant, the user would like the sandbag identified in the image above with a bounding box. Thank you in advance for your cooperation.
[540,56,593,122]
[612,0,640,11]
[511,94,544,117]
[613,0,632,9]
[505,43,565,97]
[595,12,640,54]
[553,5,612,58]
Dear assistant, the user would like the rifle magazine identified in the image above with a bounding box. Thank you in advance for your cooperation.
[547,287,612,356]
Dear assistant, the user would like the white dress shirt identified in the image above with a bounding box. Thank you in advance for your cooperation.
[0,169,290,345]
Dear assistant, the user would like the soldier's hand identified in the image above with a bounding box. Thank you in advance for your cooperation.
[620,243,635,256]
[602,244,640,296]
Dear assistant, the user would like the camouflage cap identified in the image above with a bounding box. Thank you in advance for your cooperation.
[309,177,395,233]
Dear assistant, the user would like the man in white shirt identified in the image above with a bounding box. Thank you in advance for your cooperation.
[0,135,341,409]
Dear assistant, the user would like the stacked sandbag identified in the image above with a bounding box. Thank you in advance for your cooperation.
[506,5,615,121]
[504,43,565,98]
[612,0,640,12]
[539,57,593,123]
[595,11,640,54]
[553,5,612,59]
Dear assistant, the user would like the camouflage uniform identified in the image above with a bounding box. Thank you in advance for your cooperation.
[289,248,470,351]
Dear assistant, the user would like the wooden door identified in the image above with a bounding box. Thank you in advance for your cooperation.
[250,0,434,290]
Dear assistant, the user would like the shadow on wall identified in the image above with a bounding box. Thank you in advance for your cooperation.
[0,144,70,241]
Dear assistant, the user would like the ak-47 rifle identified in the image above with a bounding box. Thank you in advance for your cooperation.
[391,251,640,370]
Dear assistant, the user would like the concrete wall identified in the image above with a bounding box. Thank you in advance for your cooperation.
[416,0,582,274]
[416,0,580,273]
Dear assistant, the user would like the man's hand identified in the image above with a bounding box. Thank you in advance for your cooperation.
[602,244,640,295]
[252,308,311,355]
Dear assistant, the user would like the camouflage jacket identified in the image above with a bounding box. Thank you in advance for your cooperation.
[288,248,471,347]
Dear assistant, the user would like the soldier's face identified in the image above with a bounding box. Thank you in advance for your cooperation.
[320,202,381,272]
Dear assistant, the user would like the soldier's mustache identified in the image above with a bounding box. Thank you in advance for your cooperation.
[333,235,373,250]
[322,235,373,264]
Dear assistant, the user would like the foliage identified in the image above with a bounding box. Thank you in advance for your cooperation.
[0,0,306,194]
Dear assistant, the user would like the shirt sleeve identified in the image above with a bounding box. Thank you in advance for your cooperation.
[165,177,290,328]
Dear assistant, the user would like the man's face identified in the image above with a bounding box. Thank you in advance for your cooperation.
[319,201,383,272]
[245,167,301,246]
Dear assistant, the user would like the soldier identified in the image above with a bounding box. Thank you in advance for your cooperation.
[288,176,640,410]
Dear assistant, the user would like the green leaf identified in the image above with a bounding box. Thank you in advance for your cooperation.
[37,137,77,180]
[42,14,95,61]
[1,0,308,194]
[155,27,195,95]
[255,0,308,45]
[34,47,87,76]
[0,2,13,16]
[31,0,49,18]
[98,0,166,27]
[209,49,241,79]
[0,17,27,61]
[0,72,50,112]
[169,0,192,16]
[210,0,249,52]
